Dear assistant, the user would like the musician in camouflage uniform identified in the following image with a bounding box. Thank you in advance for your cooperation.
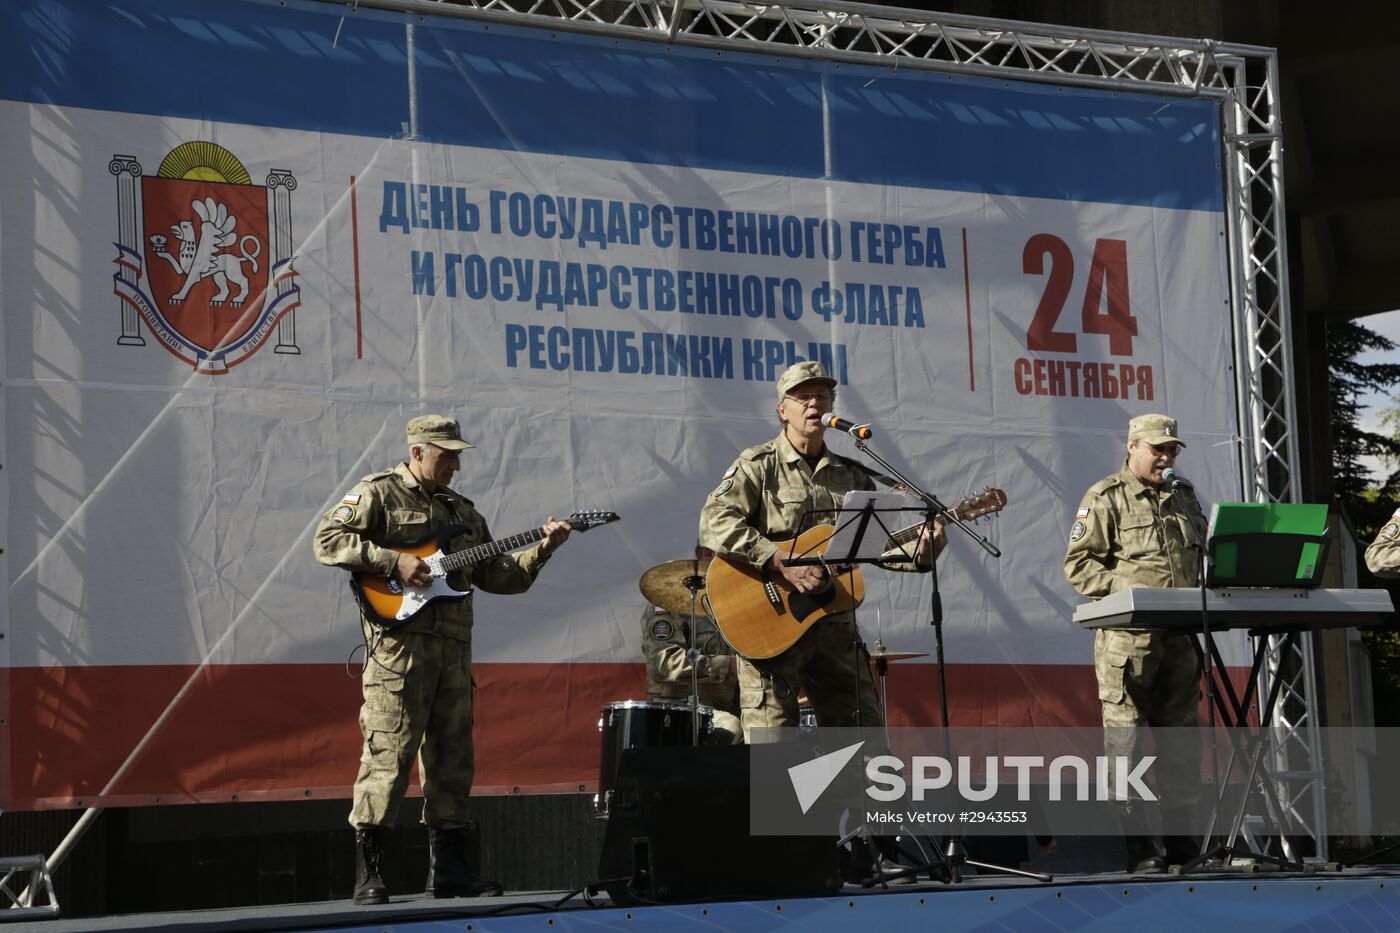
[698,361,943,737]
[1365,510,1400,577]
[640,599,743,743]
[1064,413,1207,873]
[314,414,571,905]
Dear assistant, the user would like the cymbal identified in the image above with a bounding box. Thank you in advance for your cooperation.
[869,648,929,662]
[640,559,708,616]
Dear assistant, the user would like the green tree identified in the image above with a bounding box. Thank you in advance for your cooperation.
[1328,319,1400,514]
[1330,318,1400,727]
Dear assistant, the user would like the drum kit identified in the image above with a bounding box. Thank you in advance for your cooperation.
[593,553,929,819]
[594,553,712,819]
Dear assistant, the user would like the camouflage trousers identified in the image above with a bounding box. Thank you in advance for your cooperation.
[738,612,882,738]
[349,629,476,830]
[1095,628,1202,807]
[711,709,745,745]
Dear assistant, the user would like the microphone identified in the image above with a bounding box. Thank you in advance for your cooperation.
[820,412,873,440]
[1162,468,1193,491]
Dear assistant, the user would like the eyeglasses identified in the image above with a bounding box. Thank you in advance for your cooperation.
[1149,443,1181,457]
[785,391,835,405]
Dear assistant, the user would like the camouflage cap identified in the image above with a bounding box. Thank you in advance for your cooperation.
[1128,413,1186,448]
[406,414,473,451]
[776,361,838,398]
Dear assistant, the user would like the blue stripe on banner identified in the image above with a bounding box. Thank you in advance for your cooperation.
[1,0,1222,211]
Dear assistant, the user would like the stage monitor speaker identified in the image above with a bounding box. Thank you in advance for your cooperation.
[597,744,842,904]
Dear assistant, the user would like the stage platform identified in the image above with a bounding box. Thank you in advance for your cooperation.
[37,867,1400,932]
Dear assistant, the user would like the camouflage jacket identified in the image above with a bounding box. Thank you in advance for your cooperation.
[313,462,549,640]
[698,431,924,572]
[1064,463,1207,601]
[1365,510,1400,578]
[640,604,739,712]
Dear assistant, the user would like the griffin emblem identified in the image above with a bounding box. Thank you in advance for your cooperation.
[148,196,262,307]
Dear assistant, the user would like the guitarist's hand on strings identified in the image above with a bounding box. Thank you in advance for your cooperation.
[771,552,827,594]
[539,517,573,556]
[395,553,433,588]
[916,519,947,568]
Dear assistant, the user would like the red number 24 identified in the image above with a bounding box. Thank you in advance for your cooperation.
[1023,234,1137,357]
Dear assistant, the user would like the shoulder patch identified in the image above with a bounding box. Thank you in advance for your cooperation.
[722,465,738,480]
[1069,520,1088,542]
[651,618,675,641]
[330,505,356,524]
[713,478,734,497]
[1381,522,1399,542]
[1075,507,1089,518]
[341,492,362,505]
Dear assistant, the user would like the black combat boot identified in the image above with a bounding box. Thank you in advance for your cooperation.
[353,827,389,905]
[1163,834,1202,868]
[1161,804,1210,869]
[1116,802,1165,874]
[427,826,503,898]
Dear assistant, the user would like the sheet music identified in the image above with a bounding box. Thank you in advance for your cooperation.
[824,490,917,562]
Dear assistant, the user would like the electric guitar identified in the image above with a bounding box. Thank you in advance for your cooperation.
[705,488,1006,659]
[350,509,620,628]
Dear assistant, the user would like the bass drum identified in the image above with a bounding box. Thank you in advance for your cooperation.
[594,700,713,819]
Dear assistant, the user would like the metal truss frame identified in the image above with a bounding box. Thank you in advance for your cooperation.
[321,0,1318,856]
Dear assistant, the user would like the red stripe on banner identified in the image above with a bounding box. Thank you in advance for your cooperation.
[2,661,1253,811]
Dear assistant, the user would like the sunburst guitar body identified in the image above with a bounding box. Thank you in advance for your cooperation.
[350,509,620,628]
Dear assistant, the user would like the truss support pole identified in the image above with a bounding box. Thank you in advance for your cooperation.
[2,855,60,921]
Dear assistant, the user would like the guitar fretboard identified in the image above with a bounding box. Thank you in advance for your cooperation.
[886,524,922,549]
[881,493,1003,551]
[439,527,547,573]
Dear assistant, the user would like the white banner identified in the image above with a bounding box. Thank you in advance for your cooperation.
[0,0,1243,807]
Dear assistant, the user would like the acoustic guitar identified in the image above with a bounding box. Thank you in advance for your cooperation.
[350,509,620,628]
[705,489,1006,659]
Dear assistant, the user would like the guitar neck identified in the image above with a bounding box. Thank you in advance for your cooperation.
[884,493,1001,549]
[886,523,923,549]
[438,526,546,573]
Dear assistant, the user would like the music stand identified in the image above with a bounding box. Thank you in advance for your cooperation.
[1205,502,1329,589]
[782,494,953,884]
[1182,503,1331,872]
[830,441,1045,883]
[781,492,926,739]
[790,489,1042,883]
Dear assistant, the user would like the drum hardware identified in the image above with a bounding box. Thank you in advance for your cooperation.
[796,694,817,730]
[639,548,714,744]
[868,640,927,726]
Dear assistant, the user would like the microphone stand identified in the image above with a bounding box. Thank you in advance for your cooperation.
[848,438,1047,883]
[852,438,1001,560]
